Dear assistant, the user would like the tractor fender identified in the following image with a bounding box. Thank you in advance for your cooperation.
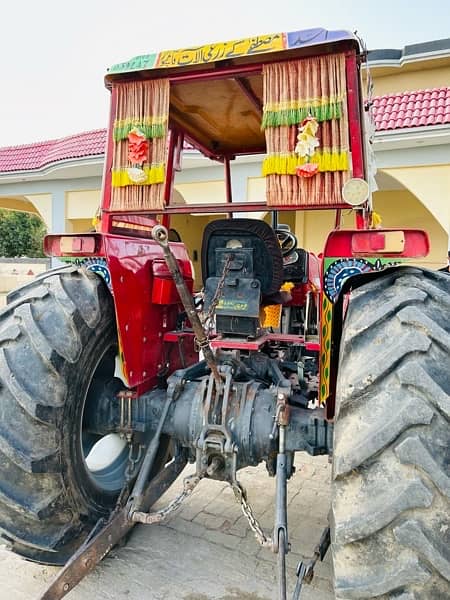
[324,264,420,419]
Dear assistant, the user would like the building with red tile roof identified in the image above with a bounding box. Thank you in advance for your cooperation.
[373,87,450,131]
[0,129,107,174]
[0,87,448,175]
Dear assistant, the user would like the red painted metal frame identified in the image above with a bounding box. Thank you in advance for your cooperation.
[104,202,354,218]
[164,129,177,207]
[345,52,364,181]
[235,76,263,112]
[211,333,320,352]
[100,87,117,229]
[224,157,233,204]
[211,333,305,350]
[161,128,179,229]
[345,51,368,230]
[102,234,196,394]
[180,133,223,162]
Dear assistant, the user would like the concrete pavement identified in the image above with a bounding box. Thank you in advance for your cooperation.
[0,454,333,600]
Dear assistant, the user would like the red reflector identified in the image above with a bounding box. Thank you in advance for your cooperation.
[352,233,386,252]
[324,229,429,259]
[44,234,100,256]
[352,231,405,254]
[152,259,172,278]
[60,236,96,254]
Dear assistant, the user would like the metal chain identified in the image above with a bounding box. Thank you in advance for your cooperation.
[231,480,273,549]
[113,438,142,512]
[131,474,201,525]
[201,254,233,333]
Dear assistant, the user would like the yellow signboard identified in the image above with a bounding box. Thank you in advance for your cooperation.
[156,33,286,68]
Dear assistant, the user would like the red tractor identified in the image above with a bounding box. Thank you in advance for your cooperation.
[0,29,448,600]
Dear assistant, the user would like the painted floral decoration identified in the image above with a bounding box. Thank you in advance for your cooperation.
[296,162,319,178]
[294,116,319,178]
[127,127,149,183]
[128,127,149,163]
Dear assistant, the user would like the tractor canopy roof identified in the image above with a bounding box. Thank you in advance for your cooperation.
[104,28,361,160]
[103,28,366,213]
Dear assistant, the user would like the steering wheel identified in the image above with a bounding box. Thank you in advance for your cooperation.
[276,229,298,257]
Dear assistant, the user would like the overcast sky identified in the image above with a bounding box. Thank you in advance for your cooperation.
[1,0,449,147]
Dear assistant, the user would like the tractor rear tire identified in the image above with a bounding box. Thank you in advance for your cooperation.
[332,268,450,599]
[0,267,165,565]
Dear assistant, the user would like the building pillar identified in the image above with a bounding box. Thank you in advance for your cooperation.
[50,189,66,267]
[50,189,66,233]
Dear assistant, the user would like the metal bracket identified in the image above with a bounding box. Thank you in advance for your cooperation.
[195,365,238,483]
[117,389,138,436]
[292,527,331,600]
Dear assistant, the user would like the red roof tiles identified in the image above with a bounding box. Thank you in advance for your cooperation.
[0,129,107,174]
[0,88,449,175]
[372,87,450,131]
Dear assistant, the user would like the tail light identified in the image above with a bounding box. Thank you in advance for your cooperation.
[44,234,104,257]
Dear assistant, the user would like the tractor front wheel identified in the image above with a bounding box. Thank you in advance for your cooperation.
[332,268,449,599]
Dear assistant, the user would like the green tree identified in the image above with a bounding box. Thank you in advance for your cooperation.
[0,210,47,257]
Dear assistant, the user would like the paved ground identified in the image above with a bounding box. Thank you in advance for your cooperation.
[0,454,333,600]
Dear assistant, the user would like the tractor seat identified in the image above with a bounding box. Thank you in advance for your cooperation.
[201,219,284,337]
[201,218,284,297]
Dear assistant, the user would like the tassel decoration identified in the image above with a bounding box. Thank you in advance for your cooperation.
[113,118,167,141]
[111,79,169,211]
[112,165,165,187]
[262,53,350,206]
[262,151,349,176]
[262,99,343,129]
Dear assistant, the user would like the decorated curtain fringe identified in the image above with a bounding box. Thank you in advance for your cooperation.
[262,53,350,207]
[262,151,349,176]
[111,165,165,187]
[111,78,169,211]
[266,172,350,207]
[111,184,165,212]
[113,119,167,141]
[262,100,343,129]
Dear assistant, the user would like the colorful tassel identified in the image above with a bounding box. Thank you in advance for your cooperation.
[262,152,349,176]
[111,164,165,187]
[262,99,343,129]
[113,117,167,141]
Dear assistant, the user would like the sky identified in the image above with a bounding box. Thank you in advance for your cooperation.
[0,0,449,147]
